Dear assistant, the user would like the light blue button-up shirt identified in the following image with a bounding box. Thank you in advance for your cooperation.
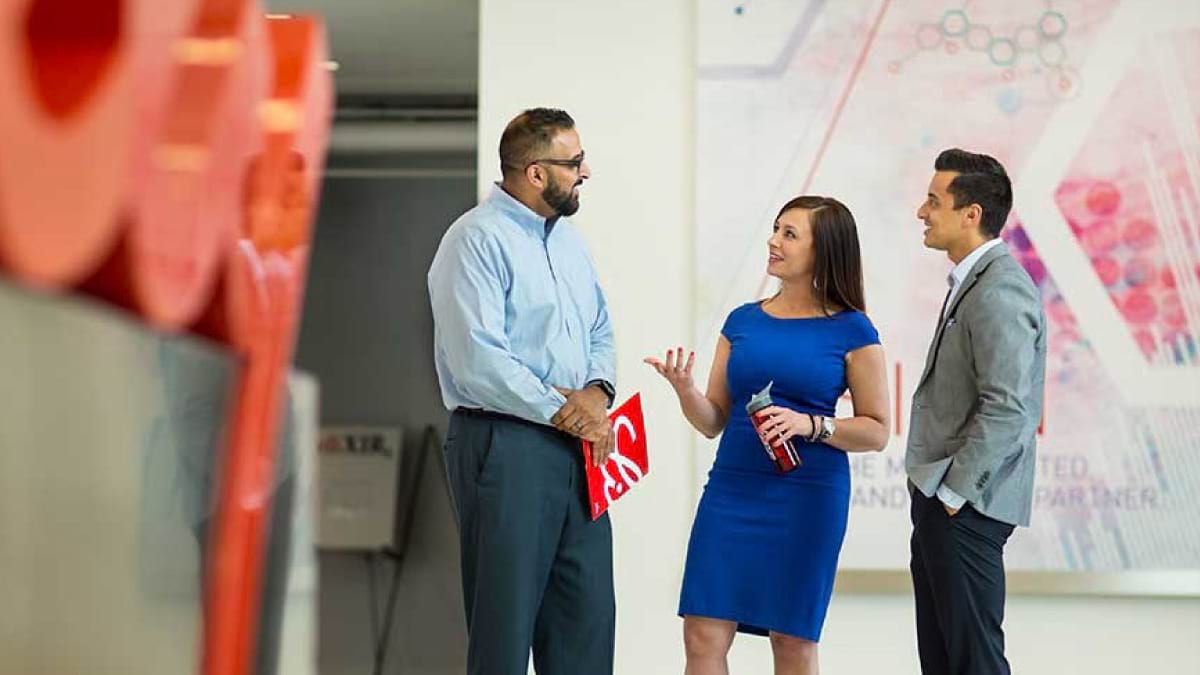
[428,184,616,425]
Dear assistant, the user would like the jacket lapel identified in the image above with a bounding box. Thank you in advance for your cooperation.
[916,242,1010,389]
[917,299,946,388]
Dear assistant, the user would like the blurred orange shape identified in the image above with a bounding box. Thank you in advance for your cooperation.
[112,0,269,329]
[0,0,134,286]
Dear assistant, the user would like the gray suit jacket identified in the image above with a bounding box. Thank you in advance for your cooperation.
[906,242,1046,527]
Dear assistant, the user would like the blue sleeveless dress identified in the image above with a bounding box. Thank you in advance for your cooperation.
[678,302,880,641]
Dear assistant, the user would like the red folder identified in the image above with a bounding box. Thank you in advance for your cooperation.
[581,393,650,520]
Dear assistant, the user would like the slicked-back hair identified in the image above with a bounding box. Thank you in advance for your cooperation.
[499,108,576,178]
[934,148,1013,238]
[775,195,867,313]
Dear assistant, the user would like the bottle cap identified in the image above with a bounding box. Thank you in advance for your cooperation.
[745,380,775,415]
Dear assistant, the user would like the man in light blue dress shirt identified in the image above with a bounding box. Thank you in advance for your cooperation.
[428,108,618,675]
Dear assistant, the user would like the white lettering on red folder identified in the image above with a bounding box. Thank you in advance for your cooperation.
[581,393,649,520]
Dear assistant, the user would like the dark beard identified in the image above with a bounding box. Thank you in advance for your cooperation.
[542,176,580,217]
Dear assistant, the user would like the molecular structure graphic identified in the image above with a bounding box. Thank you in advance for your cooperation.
[890,7,1081,104]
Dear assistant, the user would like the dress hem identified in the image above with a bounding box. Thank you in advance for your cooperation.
[676,608,821,643]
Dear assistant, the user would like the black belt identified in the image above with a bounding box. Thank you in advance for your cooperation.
[455,407,546,429]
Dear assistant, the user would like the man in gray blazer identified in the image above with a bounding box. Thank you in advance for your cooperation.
[907,148,1047,675]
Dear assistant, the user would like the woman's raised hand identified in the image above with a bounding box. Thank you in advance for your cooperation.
[643,347,696,394]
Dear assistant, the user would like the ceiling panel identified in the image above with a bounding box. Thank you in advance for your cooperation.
[266,0,478,98]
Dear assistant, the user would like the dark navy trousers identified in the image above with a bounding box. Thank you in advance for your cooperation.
[445,409,614,675]
[911,489,1015,675]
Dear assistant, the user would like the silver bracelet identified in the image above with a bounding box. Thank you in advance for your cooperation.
[808,415,822,443]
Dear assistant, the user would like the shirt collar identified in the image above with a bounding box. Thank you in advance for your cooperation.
[488,183,558,239]
[948,237,1003,288]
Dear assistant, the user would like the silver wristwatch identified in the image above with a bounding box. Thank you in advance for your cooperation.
[817,416,836,442]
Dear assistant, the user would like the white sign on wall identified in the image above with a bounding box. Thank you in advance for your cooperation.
[316,426,401,550]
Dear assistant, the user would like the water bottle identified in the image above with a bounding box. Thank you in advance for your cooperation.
[746,381,802,473]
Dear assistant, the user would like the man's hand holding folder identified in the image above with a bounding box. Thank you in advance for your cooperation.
[580,394,649,520]
[552,385,615,465]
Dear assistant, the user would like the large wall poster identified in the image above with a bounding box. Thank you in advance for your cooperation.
[696,0,1200,572]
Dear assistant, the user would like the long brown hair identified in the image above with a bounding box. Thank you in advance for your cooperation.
[774,195,866,313]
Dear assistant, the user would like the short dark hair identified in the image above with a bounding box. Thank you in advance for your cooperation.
[934,148,1013,238]
[775,195,866,313]
[499,108,575,178]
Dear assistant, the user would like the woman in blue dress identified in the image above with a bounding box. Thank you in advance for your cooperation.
[646,196,891,674]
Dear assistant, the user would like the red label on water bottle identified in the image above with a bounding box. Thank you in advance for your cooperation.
[750,409,801,473]
[746,381,802,473]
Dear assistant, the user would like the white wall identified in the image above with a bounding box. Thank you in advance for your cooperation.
[478,2,1200,674]
[479,2,695,673]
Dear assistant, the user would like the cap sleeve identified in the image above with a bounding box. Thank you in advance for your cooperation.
[720,302,755,341]
[842,311,881,353]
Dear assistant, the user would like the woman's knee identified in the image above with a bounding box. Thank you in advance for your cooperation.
[769,633,817,662]
[683,618,735,659]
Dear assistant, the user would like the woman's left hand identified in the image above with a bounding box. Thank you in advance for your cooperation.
[757,406,815,445]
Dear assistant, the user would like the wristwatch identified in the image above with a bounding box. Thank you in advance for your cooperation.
[817,415,836,442]
[586,379,616,408]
